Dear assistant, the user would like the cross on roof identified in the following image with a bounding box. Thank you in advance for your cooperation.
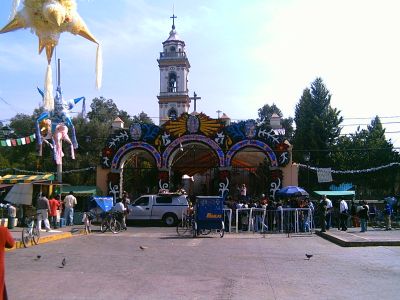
[170,13,177,29]
[190,92,201,112]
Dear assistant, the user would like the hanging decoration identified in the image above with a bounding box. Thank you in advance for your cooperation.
[0,0,102,110]
[0,134,36,147]
[0,166,95,176]
[298,162,400,174]
[36,86,84,165]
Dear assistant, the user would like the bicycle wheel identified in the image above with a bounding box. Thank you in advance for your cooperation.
[21,227,31,248]
[110,219,122,234]
[32,227,40,245]
[100,219,109,233]
[176,219,189,236]
[219,221,225,238]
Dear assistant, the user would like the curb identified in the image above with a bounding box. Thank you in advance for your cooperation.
[315,230,400,247]
[6,229,86,251]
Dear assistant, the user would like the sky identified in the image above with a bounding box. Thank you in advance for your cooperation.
[0,0,399,148]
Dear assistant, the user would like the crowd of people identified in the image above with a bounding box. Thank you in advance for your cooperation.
[223,184,398,233]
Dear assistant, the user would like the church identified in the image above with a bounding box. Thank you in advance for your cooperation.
[97,15,297,200]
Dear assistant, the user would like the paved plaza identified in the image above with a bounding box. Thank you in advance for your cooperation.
[5,226,400,299]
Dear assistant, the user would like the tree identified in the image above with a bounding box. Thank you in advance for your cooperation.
[257,103,294,140]
[87,97,119,124]
[332,116,400,197]
[132,111,154,124]
[292,78,343,167]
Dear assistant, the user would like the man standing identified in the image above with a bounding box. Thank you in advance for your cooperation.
[240,184,247,202]
[37,193,51,232]
[383,200,393,231]
[318,197,328,232]
[323,195,333,230]
[359,200,369,232]
[63,191,77,226]
[48,194,61,229]
[339,199,348,231]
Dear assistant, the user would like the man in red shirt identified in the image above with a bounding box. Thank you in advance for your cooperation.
[0,226,14,299]
[49,194,61,229]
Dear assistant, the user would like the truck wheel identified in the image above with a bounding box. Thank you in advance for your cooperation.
[163,213,177,226]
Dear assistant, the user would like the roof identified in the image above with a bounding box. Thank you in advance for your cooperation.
[314,191,355,197]
[0,174,55,184]
[5,183,33,205]
[59,186,100,195]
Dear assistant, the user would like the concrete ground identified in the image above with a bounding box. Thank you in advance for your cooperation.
[5,226,400,300]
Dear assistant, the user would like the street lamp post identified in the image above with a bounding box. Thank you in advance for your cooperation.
[304,152,310,190]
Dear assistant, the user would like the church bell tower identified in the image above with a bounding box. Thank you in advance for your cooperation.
[157,14,191,125]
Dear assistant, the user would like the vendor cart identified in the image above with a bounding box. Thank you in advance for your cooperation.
[193,196,224,238]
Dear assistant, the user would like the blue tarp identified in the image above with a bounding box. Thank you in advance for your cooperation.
[93,196,113,212]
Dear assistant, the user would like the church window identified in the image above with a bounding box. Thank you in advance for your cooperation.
[170,46,176,52]
[168,108,178,120]
[168,73,177,92]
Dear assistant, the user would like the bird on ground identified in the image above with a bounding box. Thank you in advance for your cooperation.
[59,257,67,268]
[34,255,41,261]
[139,246,148,250]
[305,254,313,260]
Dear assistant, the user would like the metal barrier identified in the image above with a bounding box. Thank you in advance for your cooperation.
[235,208,251,233]
[223,208,232,233]
[233,207,314,234]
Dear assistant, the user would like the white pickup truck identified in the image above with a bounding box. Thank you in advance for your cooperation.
[126,193,189,226]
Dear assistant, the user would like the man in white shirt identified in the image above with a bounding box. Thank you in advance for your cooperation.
[63,191,77,226]
[323,195,333,230]
[339,199,349,231]
[112,198,127,230]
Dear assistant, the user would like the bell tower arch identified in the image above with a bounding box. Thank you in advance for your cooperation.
[157,14,191,125]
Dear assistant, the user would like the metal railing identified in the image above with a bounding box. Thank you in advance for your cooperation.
[159,52,187,59]
[231,207,314,234]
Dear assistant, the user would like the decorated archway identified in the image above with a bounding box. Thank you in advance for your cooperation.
[99,113,292,200]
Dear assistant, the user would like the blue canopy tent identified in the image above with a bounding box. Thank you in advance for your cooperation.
[276,186,309,197]
[92,196,113,212]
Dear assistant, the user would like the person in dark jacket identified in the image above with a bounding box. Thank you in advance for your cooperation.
[359,201,369,232]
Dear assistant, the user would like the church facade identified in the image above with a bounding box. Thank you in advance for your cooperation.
[97,17,297,200]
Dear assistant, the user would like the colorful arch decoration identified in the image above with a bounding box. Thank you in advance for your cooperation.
[100,113,290,199]
[225,139,278,167]
[162,134,225,169]
[110,141,162,171]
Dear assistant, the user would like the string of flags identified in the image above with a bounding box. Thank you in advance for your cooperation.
[0,134,36,147]
[0,166,96,176]
[298,162,400,174]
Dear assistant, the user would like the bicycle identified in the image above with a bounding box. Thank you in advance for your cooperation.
[21,214,40,248]
[100,211,122,234]
[176,214,195,237]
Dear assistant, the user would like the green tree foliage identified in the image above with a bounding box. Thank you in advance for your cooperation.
[87,97,119,124]
[331,116,400,197]
[132,111,154,125]
[257,103,294,140]
[293,78,343,167]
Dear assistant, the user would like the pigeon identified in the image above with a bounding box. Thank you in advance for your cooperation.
[59,258,66,268]
[305,254,313,260]
[34,255,41,261]
[139,246,148,250]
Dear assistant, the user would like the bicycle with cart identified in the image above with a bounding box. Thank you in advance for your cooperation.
[192,196,225,238]
[88,196,122,234]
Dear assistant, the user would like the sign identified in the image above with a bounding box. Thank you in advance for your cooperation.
[317,168,332,183]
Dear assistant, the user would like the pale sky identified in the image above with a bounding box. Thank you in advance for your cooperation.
[0,0,399,148]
